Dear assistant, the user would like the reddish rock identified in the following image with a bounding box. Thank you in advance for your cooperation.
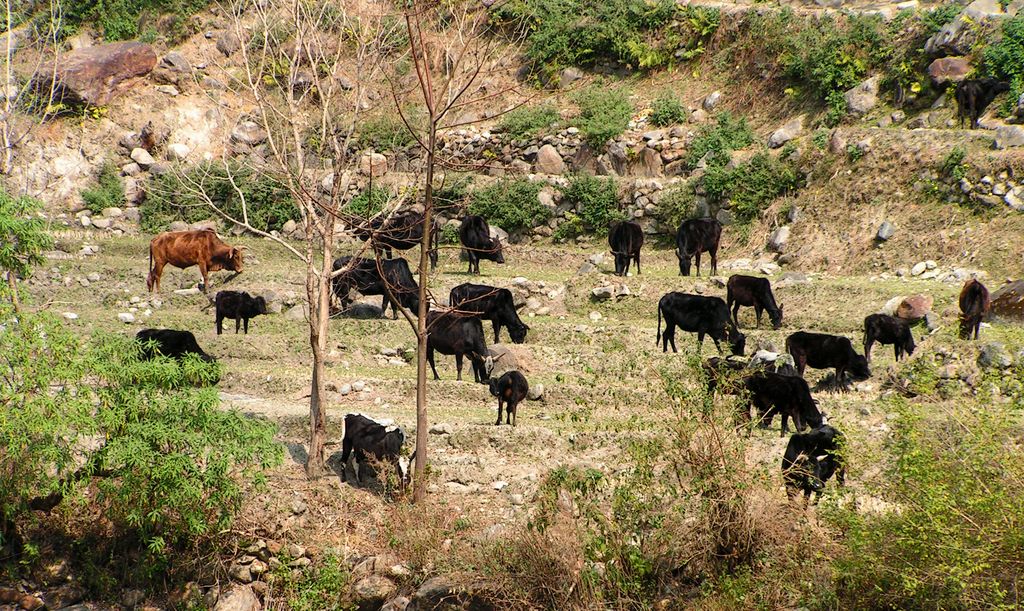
[928,57,972,85]
[39,42,157,106]
[990,279,1024,321]
[897,294,933,322]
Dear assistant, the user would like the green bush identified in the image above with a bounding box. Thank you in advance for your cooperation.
[779,14,887,103]
[922,2,964,36]
[827,398,1024,608]
[0,312,280,570]
[552,212,584,242]
[357,112,416,151]
[558,174,625,236]
[433,174,473,214]
[702,152,803,224]
[80,162,124,215]
[142,162,296,233]
[648,93,687,127]
[439,222,460,245]
[940,145,969,181]
[498,103,560,140]
[982,16,1024,115]
[0,191,50,282]
[467,178,551,234]
[685,112,754,168]
[62,0,209,41]
[572,86,633,150]
[345,185,392,218]
[656,180,699,228]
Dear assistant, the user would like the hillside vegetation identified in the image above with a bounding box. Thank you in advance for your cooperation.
[2,0,1024,609]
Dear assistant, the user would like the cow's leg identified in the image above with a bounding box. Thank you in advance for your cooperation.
[493,321,502,343]
[894,344,900,361]
[198,261,209,292]
[235,317,241,334]
[754,305,763,329]
[496,397,503,425]
[216,314,224,335]
[731,301,741,329]
[634,253,641,275]
[428,348,440,380]
[669,327,678,353]
[244,317,250,334]
[455,353,464,381]
[796,356,807,376]
[710,249,718,276]
[836,367,848,392]
[864,335,874,363]
[780,412,789,437]
[510,399,517,426]
[694,251,702,277]
[341,438,353,482]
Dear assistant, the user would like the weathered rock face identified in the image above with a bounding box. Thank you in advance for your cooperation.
[926,0,1020,57]
[927,57,972,84]
[213,585,260,611]
[41,42,157,106]
[534,144,565,174]
[990,280,1024,321]
[844,76,879,116]
[897,294,933,322]
[768,115,805,149]
[995,125,1024,149]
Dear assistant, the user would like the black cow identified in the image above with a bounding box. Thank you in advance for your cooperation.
[136,328,215,362]
[608,220,643,276]
[675,218,722,277]
[863,313,915,363]
[340,413,411,489]
[489,370,529,426]
[743,372,823,437]
[426,310,490,383]
[331,256,421,319]
[727,275,784,330]
[449,283,529,343]
[955,78,1011,129]
[352,211,440,270]
[459,215,504,274]
[959,278,990,340]
[702,356,747,396]
[656,292,746,356]
[782,425,845,503]
[786,331,870,391]
[215,290,268,335]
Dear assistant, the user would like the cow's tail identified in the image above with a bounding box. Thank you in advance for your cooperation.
[656,301,662,346]
[146,240,154,289]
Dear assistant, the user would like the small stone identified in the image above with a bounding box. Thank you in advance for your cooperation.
[510,494,525,506]
[703,91,722,111]
[166,142,190,160]
[155,84,179,96]
[285,543,306,558]
[352,380,366,392]
[527,383,544,400]
[228,562,253,583]
[101,207,122,218]
[876,221,895,241]
[290,500,307,515]
[978,342,1012,369]
[63,312,78,320]
[492,481,508,491]
[118,312,135,323]
[130,147,155,168]
[589,311,602,322]
[767,225,790,253]
[911,262,928,276]
[430,423,453,435]
[79,215,92,227]
[92,217,112,229]
[591,286,614,301]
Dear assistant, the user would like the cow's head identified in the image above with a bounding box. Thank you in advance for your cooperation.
[491,238,505,264]
[254,296,268,315]
[509,322,529,344]
[850,354,871,380]
[770,304,784,330]
[728,329,746,357]
[227,247,245,272]
[678,254,691,277]
[790,453,825,494]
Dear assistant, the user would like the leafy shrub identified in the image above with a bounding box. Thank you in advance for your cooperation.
[346,185,392,218]
[490,0,679,80]
[685,112,754,168]
[0,313,280,568]
[827,398,1024,608]
[648,93,687,127]
[922,2,964,36]
[433,174,473,214]
[80,162,124,215]
[982,16,1024,115]
[467,178,551,234]
[498,103,560,140]
[703,152,803,224]
[940,145,969,181]
[62,0,209,41]
[558,174,625,237]
[142,162,296,233]
[572,86,633,150]
[0,191,50,282]
[779,14,887,103]
[656,180,699,229]
[552,212,584,242]
[439,223,460,245]
[357,112,416,151]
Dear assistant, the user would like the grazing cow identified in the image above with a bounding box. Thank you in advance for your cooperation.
[136,328,215,362]
[675,218,722,277]
[955,78,1011,129]
[489,370,529,426]
[786,331,871,391]
[959,278,990,340]
[340,413,411,489]
[449,283,529,343]
[657,292,746,356]
[352,211,439,270]
[215,291,268,335]
[146,229,244,293]
[782,425,845,503]
[703,356,747,396]
[331,256,421,319]
[863,313,915,363]
[426,310,491,383]
[743,372,823,436]
[727,275,784,329]
[459,215,504,274]
[608,220,644,276]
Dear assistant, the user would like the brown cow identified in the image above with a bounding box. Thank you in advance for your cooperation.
[959,278,990,340]
[146,229,244,293]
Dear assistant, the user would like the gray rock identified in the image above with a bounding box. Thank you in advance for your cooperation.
[359,152,388,177]
[202,76,227,90]
[169,220,189,232]
[213,585,259,611]
[534,144,564,174]
[911,262,927,276]
[117,312,135,324]
[995,125,1024,149]
[978,342,1012,369]
[715,208,733,226]
[231,120,268,145]
[488,344,519,377]
[381,596,410,611]
[558,67,582,89]
[122,589,145,608]
[228,562,253,583]
[527,382,544,400]
[429,423,452,435]
[92,217,112,229]
[285,305,308,320]
[576,261,597,275]
[166,142,190,161]
[130,147,155,168]
[703,91,722,111]
[767,225,790,253]
[844,76,880,116]
[591,286,614,300]
[768,115,805,149]
[353,575,398,607]
[876,221,895,241]
[216,32,240,58]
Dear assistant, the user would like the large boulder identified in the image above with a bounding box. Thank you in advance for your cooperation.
[926,0,1020,57]
[990,279,1024,321]
[767,225,790,253]
[534,144,565,174]
[39,42,157,106]
[896,294,933,322]
[768,115,805,149]
[844,76,880,116]
[213,585,260,611]
[995,125,1024,149]
[927,57,972,85]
